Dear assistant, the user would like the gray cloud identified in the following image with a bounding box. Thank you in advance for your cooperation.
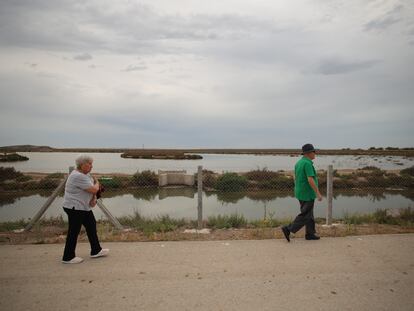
[315,58,380,75]
[73,53,92,61]
[0,1,413,148]
[364,4,403,31]
[123,65,147,72]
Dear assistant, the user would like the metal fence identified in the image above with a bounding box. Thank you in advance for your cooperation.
[0,164,413,230]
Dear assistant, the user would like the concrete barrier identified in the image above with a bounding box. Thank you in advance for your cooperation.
[158,170,195,186]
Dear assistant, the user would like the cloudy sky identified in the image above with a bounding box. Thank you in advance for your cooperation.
[0,0,413,149]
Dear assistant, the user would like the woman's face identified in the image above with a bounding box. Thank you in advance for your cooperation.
[80,161,93,174]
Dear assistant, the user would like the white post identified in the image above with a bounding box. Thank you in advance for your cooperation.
[326,165,333,225]
[197,166,203,229]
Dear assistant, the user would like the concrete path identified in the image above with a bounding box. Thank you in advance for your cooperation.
[0,234,413,311]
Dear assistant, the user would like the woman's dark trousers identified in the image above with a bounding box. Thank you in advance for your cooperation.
[62,208,102,261]
[287,200,316,236]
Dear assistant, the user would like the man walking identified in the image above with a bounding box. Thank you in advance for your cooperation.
[281,144,322,242]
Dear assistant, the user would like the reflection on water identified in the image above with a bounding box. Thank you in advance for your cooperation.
[0,188,413,222]
[159,187,195,200]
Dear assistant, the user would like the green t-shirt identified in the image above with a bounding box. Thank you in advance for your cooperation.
[294,156,318,201]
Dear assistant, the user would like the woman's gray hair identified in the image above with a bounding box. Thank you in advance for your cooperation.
[75,154,94,169]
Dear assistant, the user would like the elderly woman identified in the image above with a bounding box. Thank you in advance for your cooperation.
[62,154,109,264]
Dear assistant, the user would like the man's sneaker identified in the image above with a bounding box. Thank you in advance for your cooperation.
[305,234,320,240]
[90,248,109,258]
[281,226,290,242]
[62,257,84,264]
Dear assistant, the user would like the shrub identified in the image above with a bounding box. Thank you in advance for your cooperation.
[118,211,186,235]
[245,168,281,181]
[45,172,65,179]
[207,214,247,229]
[15,175,32,182]
[38,178,60,189]
[131,170,158,187]
[0,167,24,182]
[215,173,247,192]
[202,170,218,188]
[256,176,294,190]
[400,166,414,177]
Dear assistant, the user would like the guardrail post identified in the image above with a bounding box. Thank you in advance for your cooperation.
[197,165,203,229]
[326,165,333,225]
[24,167,72,231]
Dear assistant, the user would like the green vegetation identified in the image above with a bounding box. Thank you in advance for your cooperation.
[1,165,414,193]
[118,211,188,236]
[401,166,414,177]
[245,168,294,190]
[207,214,247,229]
[0,167,24,182]
[131,170,158,187]
[0,153,29,162]
[0,216,66,232]
[342,208,414,226]
[121,150,202,160]
[215,173,248,192]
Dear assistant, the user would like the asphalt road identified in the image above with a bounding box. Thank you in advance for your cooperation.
[1,234,413,311]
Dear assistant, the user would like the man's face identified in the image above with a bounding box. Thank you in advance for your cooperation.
[306,152,316,160]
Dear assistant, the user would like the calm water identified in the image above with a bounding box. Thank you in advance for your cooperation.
[1,152,413,223]
[0,189,412,222]
[1,152,413,173]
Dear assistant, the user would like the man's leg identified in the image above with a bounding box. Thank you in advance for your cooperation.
[62,208,84,261]
[287,200,314,234]
[303,201,316,237]
[82,210,102,256]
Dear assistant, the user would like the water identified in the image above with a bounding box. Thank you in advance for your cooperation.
[1,152,413,223]
[1,152,413,173]
[0,189,412,222]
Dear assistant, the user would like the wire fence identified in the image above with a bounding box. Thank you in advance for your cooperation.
[0,164,413,229]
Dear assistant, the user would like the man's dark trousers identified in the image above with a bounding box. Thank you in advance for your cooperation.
[62,207,102,261]
[287,200,316,236]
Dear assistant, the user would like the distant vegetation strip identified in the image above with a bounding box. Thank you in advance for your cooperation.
[1,145,414,157]
[121,150,202,160]
[0,153,28,162]
[1,166,413,193]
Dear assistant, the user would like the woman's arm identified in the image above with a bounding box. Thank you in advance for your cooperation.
[85,182,100,194]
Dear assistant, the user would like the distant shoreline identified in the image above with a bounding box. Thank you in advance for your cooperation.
[1,145,414,157]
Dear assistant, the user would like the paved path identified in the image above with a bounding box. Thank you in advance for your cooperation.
[0,234,413,311]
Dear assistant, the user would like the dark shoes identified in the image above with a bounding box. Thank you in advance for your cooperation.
[305,234,320,240]
[281,226,290,242]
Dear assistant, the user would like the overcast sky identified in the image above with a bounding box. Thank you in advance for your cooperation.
[0,0,413,149]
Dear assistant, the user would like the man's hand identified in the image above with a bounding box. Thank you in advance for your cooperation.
[317,192,323,201]
[308,177,322,201]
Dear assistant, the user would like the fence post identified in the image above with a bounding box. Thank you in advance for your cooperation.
[326,165,333,225]
[96,200,124,230]
[24,167,72,231]
[197,165,203,229]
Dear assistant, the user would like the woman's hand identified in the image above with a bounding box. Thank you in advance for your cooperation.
[89,196,97,207]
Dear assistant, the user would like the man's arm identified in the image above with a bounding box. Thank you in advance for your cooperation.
[308,177,322,201]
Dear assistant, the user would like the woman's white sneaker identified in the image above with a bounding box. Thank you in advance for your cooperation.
[62,257,84,264]
[90,248,109,258]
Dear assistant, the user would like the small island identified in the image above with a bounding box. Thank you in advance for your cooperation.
[121,150,202,160]
[0,152,29,162]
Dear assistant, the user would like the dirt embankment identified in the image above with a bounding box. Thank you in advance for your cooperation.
[1,223,414,245]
